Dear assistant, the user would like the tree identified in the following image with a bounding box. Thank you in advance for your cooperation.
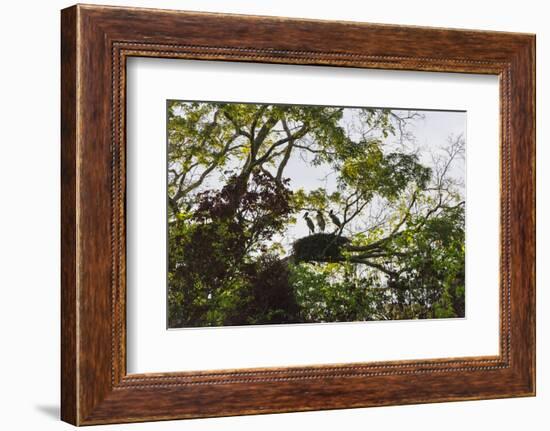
[167,101,465,327]
[167,103,406,216]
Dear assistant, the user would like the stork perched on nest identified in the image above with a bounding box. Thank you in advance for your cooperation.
[329,209,342,229]
[316,211,326,232]
[303,212,315,234]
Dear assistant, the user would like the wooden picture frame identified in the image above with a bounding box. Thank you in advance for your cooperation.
[61,4,535,426]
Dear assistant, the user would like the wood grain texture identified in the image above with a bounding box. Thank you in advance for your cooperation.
[60,4,536,425]
[60,5,78,425]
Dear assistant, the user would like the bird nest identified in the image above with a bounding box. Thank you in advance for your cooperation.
[292,233,350,263]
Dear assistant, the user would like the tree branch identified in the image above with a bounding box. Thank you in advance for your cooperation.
[276,119,296,181]
[223,111,251,139]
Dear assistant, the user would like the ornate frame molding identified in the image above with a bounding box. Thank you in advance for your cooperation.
[61,5,535,425]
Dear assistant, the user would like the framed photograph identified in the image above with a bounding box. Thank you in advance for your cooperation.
[61,4,535,425]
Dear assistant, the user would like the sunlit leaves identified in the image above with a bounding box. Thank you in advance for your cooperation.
[166,101,465,327]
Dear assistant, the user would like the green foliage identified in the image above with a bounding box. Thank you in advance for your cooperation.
[166,101,465,327]
[289,262,384,322]
[167,172,296,327]
[386,205,466,319]
[339,144,431,201]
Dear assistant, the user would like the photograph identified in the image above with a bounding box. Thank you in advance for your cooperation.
[49,2,536,426]
[166,101,466,328]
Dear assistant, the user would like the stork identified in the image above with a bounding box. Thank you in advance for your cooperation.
[329,209,342,229]
[303,212,315,234]
[316,211,326,232]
